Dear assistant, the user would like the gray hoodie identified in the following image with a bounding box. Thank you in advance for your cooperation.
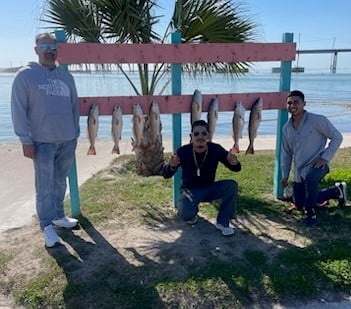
[11,62,80,144]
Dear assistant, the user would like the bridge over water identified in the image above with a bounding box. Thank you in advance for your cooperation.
[296,48,351,73]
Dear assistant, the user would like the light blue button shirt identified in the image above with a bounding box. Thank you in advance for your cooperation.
[281,111,343,182]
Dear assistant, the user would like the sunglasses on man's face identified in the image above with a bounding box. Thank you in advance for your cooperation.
[192,131,208,137]
[37,43,57,52]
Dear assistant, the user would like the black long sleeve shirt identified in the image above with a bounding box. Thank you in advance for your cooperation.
[162,142,241,189]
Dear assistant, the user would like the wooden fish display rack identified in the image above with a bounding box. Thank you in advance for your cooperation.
[57,40,296,116]
[55,30,296,213]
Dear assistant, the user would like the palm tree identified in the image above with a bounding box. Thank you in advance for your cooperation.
[170,0,256,75]
[41,0,257,175]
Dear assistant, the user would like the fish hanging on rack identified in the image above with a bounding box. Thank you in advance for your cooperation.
[87,103,99,155]
[132,102,144,149]
[207,97,218,142]
[190,89,202,125]
[231,101,245,153]
[111,105,123,155]
[149,101,161,143]
[246,97,263,154]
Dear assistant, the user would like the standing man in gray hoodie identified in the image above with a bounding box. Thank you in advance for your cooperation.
[280,90,346,227]
[11,33,80,247]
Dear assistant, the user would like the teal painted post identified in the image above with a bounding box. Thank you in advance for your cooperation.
[171,32,182,206]
[273,32,293,199]
[55,29,81,216]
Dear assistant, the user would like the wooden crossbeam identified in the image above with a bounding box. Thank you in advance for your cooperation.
[78,91,288,116]
[58,42,296,64]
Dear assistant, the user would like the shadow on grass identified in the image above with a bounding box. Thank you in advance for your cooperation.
[43,197,351,308]
[47,215,164,308]
[233,195,351,302]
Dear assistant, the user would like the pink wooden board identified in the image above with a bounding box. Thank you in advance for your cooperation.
[58,42,296,64]
[79,92,288,115]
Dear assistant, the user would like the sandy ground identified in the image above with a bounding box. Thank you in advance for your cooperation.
[1,134,351,233]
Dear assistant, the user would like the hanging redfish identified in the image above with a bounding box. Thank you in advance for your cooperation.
[246,97,263,154]
[132,102,144,149]
[231,101,245,153]
[149,101,161,143]
[87,103,99,155]
[111,105,123,155]
[191,89,202,125]
[207,97,218,142]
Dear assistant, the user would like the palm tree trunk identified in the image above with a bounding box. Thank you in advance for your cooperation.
[133,114,164,176]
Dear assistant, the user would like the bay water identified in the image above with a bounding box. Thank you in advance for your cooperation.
[1,72,350,142]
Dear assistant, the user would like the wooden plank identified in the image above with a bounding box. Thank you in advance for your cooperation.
[78,91,288,116]
[58,42,296,64]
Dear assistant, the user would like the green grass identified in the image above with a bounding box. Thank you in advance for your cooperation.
[1,148,351,308]
[0,252,14,273]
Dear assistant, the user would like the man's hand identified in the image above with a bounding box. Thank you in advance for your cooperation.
[281,178,289,188]
[312,157,328,169]
[169,153,180,170]
[227,151,239,165]
[22,144,35,159]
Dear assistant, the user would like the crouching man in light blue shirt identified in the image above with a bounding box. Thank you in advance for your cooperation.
[280,90,346,227]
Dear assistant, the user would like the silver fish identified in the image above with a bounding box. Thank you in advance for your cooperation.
[231,101,245,153]
[111,105,123,155]
[207,97,218,142]
[191,89,202,125]
[149,101,161,142]
[87,103,99,155]
[246,97,263,154]
[132,102,144,148]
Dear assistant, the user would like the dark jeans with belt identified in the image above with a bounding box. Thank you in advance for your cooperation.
[177,180,238,227]
[293,165,338,216]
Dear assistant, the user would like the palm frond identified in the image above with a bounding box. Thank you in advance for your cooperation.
[41,0,103,42]
[169,0,257,77]
[97,0,161,43]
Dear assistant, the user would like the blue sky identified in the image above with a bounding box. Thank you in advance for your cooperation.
[1,0,350,72]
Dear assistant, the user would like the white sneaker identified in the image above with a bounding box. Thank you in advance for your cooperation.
[335,182,347,207]
[52,216,78,228]
[215,223,235,236]
[43,225,60,247]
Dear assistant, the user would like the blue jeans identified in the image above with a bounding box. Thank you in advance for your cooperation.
[293,165,330,216]
[177,180,238,227]
[33,139,77,230]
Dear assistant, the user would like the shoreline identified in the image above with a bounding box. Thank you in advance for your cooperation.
[1,134,351,233]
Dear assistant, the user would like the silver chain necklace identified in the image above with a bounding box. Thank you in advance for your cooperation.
[192,148,208,176]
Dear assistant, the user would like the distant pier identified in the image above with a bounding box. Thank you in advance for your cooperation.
[272,66,304,73]
[297,48,351,73]
[272,48,351,73]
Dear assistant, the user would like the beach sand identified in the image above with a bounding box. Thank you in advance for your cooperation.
[1,134,351,232]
